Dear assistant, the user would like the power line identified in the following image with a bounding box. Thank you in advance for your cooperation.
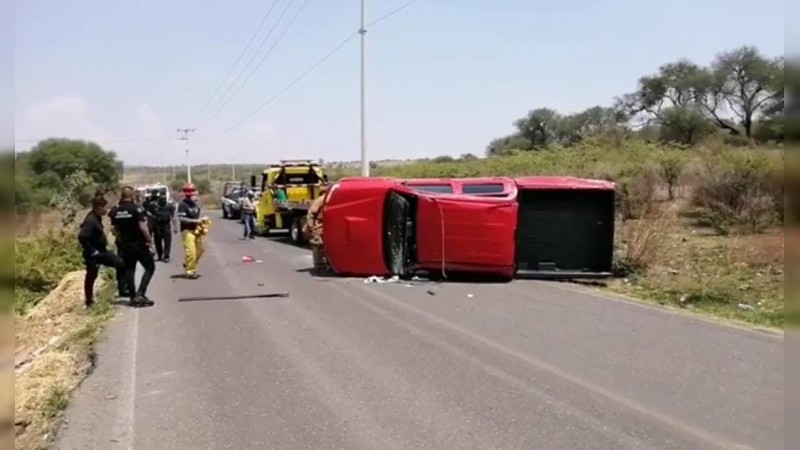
[223,0,425,135]
[206,0,312,121]
[196,0,282,118]
[14,137,176,143]
[203,0,305,121]
[223,32,359,134]
[367,0,423,27]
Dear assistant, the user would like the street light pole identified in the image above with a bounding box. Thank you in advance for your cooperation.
[177,128,196,183]
[359,0,369,177]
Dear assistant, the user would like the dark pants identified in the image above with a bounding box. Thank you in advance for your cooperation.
[119,243,156,300]
[84,251,125,305]
[153,222,172,260]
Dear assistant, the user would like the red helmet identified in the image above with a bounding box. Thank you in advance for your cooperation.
[182,183,197,195]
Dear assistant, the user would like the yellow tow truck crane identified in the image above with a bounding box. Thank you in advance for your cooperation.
[252,159,326,245]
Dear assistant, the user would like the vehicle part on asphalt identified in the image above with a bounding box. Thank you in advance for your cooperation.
[178,292,289,302]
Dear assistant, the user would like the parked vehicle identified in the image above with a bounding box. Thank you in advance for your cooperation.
[323,178,518,278]
[221,181,245,219]
[254,160,326,244]
[222,188,245,220]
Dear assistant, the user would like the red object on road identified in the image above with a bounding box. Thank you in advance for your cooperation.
[323,177,517,279]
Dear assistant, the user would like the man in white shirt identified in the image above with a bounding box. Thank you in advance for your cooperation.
[241,191,257,240]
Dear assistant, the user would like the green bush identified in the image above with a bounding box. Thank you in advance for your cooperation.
[15,230,84,314]
[692,150,781,234]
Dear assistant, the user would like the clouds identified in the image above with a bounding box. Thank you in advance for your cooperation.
[16,95,112,143]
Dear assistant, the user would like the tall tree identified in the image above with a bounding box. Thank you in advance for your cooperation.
[514,108,561,148]
[709,46,783,137]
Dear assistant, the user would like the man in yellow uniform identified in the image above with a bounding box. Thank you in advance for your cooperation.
[176,183,205,279]
[303,181,331,274]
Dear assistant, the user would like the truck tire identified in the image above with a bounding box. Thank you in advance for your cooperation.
[290,216,305,245]
[222,206,229,219]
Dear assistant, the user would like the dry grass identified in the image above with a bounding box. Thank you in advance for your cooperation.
[14,271,112,450]
[608,216,784,328]
[14,212,65,238]
[1,316,13,450]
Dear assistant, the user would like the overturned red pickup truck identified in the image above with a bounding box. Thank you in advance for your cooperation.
[321,176,615,280]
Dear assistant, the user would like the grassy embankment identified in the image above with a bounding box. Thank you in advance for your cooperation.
[338,141,786,329]
[11,216,118,450]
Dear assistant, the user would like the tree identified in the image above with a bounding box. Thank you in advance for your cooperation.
[709,46,783,137]
[486,134,533,156]
[658,106,715,145]
[25,138,123,192]
[15,139,123,212]
[514,108,561,148]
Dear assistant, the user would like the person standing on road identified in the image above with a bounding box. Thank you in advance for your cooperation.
[241,190,257,240]
[144,191,159,237]
[78,195,127,308]
[177,183,205,279]
[153,194,176,262]
[303,181,332,274]
[109,186,156,307]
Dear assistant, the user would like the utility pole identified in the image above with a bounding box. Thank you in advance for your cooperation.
[359,0,369,177]
[177,128,196,183]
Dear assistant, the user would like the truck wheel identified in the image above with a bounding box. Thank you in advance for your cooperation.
[223,206,229,219]
[290,217,304,245]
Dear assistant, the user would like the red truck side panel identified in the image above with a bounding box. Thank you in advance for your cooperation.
[415,195,517,278]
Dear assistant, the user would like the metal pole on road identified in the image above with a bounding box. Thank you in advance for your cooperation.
[359,0,369,177]
[177,128,196,183]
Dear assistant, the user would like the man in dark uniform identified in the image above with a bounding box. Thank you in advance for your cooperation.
[110,186,157,307]
[77,196,126,307]
[144,191,160,236]
[153,194,177,262]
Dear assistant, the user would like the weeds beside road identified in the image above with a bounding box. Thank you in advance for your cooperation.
[13,228,118,450]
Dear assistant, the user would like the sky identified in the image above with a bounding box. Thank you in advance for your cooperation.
[12,0,786,166]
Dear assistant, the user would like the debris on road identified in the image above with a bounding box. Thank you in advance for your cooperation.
[426,290,436,296]
[241,256,264,264]
[178,292,289,302]
[363,275,400,284]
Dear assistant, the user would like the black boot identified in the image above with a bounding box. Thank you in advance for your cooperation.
[132,295,154,307]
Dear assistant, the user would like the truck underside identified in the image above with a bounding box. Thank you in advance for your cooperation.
[383,192,418,276]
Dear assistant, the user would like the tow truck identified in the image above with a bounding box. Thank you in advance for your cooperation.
[252,160,326,244]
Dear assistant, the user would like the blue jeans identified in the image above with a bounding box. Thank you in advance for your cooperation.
[242,213,256,238]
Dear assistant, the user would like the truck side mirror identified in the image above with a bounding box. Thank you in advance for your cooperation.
[250,175,256,188]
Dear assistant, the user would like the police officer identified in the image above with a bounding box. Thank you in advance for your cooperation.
[144,191,160,236]
[153,193,177,262]
[110,186,157,307]
[77,196,126,307]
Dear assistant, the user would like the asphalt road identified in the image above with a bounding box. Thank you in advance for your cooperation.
[55,218,784,450]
